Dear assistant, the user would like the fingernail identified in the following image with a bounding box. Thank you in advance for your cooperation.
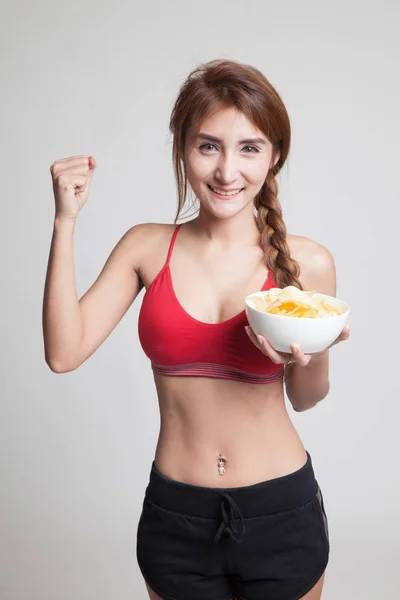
[257,335,264,345]
[292,344,299,352]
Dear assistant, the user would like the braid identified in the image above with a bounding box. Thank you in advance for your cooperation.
[254,171,302,290]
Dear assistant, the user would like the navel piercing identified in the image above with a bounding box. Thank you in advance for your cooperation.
[218,453,226,476]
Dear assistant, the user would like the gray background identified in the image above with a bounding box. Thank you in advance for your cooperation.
[1,0,399,598]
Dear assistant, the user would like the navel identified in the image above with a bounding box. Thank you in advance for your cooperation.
[217,452,226,476]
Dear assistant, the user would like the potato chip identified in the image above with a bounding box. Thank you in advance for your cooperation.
[247,296,268,311]
[253,286,343,318]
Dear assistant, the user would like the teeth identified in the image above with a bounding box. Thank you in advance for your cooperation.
[209,185,242,196]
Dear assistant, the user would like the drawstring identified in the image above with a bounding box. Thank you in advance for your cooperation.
[213,491,246,544]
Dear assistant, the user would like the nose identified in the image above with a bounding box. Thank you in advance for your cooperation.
[215,152,239,185]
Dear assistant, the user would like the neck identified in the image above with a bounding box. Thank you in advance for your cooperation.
[192,210,260,248]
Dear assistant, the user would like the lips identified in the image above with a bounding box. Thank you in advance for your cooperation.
[207,184,245,196]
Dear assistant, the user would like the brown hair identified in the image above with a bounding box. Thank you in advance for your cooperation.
[169,58,302,290]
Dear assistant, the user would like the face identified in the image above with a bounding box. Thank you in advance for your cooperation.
[183,106,279,220]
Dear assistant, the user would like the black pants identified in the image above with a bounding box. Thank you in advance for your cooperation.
[136,451,329,600]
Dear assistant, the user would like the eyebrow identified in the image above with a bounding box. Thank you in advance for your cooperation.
[196,133,268,146]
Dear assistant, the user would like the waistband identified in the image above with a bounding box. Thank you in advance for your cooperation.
[145,451,318,520]
[151,362,285,384]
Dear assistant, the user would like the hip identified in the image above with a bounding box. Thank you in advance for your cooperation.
[136,450,330,600]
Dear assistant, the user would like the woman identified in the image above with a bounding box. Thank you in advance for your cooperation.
[43,59,350,600]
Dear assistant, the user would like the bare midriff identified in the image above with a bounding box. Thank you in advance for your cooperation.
[152,373,307,488]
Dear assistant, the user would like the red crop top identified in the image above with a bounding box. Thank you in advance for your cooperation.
[138,224,284,384]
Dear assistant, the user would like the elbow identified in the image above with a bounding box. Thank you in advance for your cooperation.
[290,384,330,413]
[292,401,318,413]
[43,340,84,373]
[45,354,79,374]
[46,360,74,374]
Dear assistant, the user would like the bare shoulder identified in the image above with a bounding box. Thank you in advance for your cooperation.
[122,222,178,288]
[287,233,336,296]
[122,222,176,269]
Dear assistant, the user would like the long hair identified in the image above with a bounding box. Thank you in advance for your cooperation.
[169,58,302,290]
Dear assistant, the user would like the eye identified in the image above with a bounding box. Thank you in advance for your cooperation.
[242,146,260,153]
[198,143,260,154]
[199,143,217,152]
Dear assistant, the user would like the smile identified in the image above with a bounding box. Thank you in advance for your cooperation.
[208,185,244,197]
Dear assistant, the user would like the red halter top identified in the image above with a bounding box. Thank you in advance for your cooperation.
[138,224,284,384]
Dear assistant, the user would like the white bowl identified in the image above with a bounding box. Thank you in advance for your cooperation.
[245,292,350,354]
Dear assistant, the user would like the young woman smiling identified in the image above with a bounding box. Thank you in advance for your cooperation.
[43,58,350,600]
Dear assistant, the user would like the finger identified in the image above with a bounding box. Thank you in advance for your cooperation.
[53,164,91,177]
[54,155,90,164]
[329,324,351,348]
[256,333,288,364]
[342,324,351,339]
[290,344,311,367]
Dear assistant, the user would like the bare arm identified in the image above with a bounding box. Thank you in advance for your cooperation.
[245,237,349,410]
[42,219,148,373]
[284,238,337,411]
